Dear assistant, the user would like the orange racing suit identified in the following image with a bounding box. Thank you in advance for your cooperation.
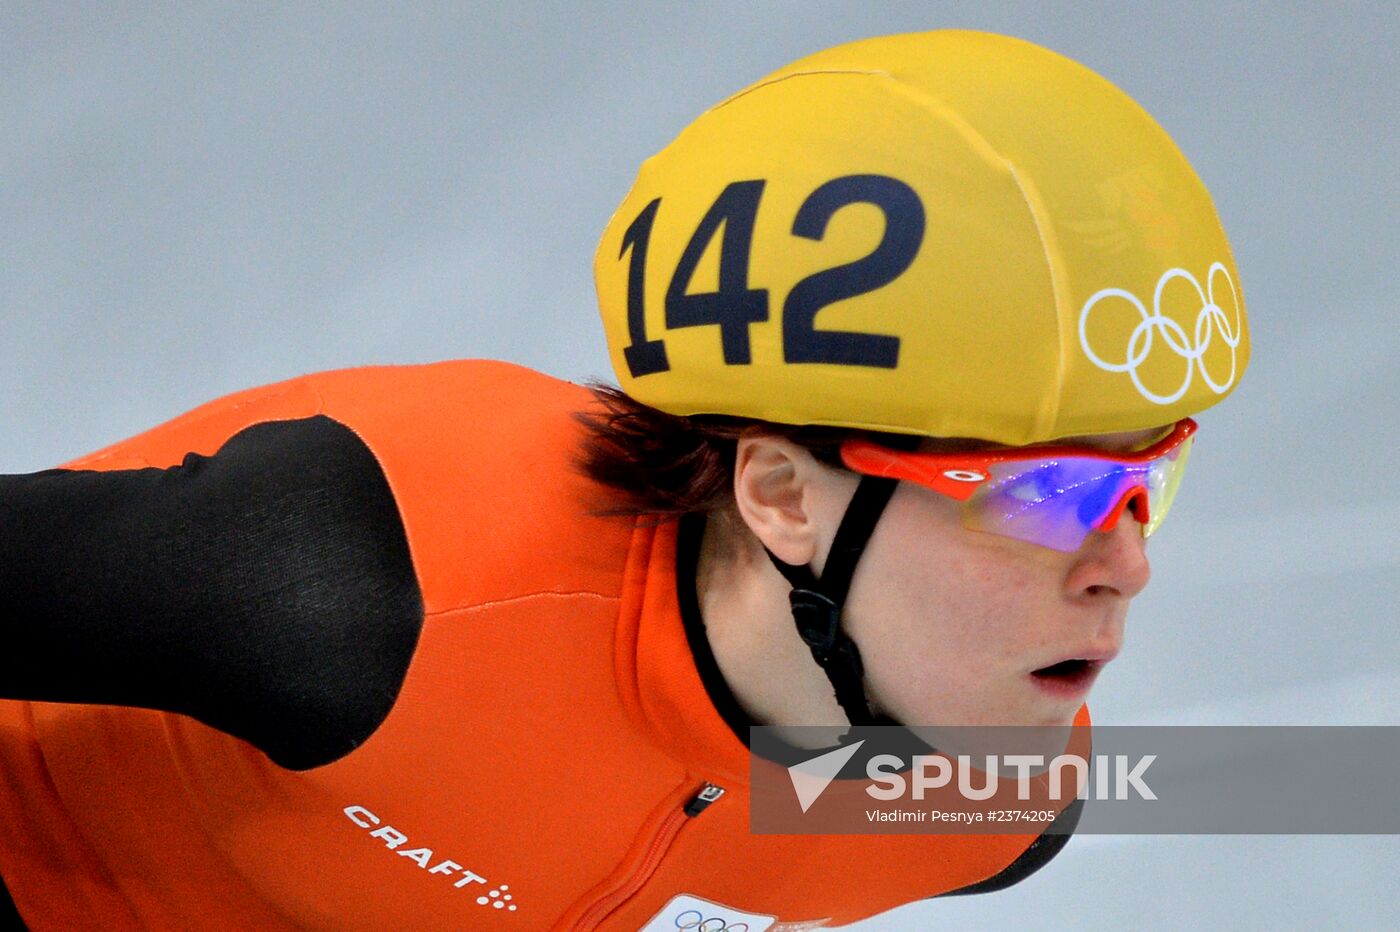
[0,360,1071,930]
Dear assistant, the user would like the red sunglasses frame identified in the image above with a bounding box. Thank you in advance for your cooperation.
[840,418,1197,528]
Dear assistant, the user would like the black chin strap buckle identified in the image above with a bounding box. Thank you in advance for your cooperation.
[788,588,841,656]
[788,588,865,683]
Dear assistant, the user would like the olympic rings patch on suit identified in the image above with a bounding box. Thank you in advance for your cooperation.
[674,908,751,931]
[641,893,780,931]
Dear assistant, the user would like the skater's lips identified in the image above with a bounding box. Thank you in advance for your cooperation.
[1028,658,1103,700]
[1027,644,1118,700]
[1031,645,1119,675]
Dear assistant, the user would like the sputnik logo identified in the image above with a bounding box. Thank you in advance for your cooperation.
[787,740,866,813]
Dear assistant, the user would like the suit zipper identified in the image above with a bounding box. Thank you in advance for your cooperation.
[572,782,725,931]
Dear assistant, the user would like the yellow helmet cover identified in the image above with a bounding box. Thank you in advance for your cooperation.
[594,30,1249,445]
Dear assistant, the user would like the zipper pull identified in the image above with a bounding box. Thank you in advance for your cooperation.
[683,782,725,817]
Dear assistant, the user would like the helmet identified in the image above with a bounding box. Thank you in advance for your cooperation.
[595,30,1248,446]
[593,31,1250,728]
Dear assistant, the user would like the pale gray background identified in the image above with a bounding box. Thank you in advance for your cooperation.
[3,2,1396,929]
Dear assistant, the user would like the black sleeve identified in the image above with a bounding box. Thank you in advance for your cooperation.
[0,415,424,771]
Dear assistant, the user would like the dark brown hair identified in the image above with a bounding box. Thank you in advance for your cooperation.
[574,383,860,517]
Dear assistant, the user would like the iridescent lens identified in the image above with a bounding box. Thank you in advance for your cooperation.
[961,437,1193,552]
[1142,435,1191,537]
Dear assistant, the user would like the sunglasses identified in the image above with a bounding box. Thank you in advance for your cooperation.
[840,419,1197,553]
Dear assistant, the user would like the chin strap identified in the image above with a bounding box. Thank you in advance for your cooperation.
[765,473,902,729]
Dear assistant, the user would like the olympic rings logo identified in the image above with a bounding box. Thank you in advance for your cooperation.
[1077,262,1243,405]
[673,909,751,932]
